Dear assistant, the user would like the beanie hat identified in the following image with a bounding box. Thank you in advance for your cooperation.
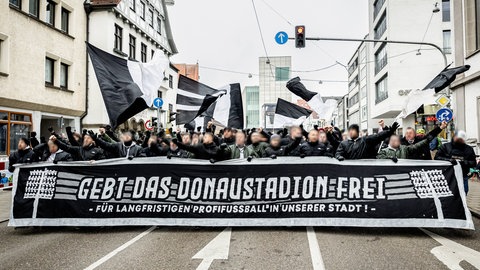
[20,137,30,146]
[270,134,281,141]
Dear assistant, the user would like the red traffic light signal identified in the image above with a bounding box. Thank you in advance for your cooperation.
[295,25,305,48]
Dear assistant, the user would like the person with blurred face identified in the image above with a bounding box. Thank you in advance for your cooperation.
[279,126,304,156]
[249,131,269,157]
[51,133,104,161]
[221,131,257,159]
[435,130,476,194]
[33,140,73,163]
[221,127,235,145]
[8,137,35,172]
[264,134,301,158]
[94,131,144,158]
[401,127,432,160]
[300,129,334,157]
[172,132,221,160]
[318,131,335,157]
[404,128,416,143]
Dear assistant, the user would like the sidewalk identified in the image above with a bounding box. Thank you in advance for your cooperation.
[467,178,480,217]
[0,189,12,222]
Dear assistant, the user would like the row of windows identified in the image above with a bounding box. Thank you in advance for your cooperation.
[115,24,157,62]
[9,0,70,35]
[374,12,387,40]
[374,44,387,74]
[45,57,69,89]
[348,93,359,108]
[129,0,162,34]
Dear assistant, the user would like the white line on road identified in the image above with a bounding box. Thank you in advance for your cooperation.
[306,227,326,270]
[421,228,480,270]
[192,227,232,270]
[84,226,157,270]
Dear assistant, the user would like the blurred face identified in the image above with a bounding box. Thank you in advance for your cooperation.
[148,135,157,146]
[182,134,191,144]
[235,132,246,146]
[83,135,94,147]
[270,138,281,148]
[389,135,401,149]
[319,132,328,144]
[251,132,261,144]
[121,133,132,143]
[224,129,233,138]
[18,140,27,150]
[342,132,348,141]
[48,140,59,153]
[348,129,358,139]
[203,133,214,144]
[73,133,81,142]
[290,127,302,138]
[308,130,319,143]
[405,128,415,141]
[453,136,465,145]
[170,141,178,150]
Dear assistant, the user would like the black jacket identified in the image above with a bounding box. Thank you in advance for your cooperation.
[142,143,167,157]
[96,138,145,158]
[177,142,221,160]
[280,137,303,156]
[167,147,191,158]
[335,130,391,160]
[264,138,301,157]
[33,143,73,162]
[55,140,105,161]
[401,136,432,160]
[8,148,36,172]
[300,141,334,157]
[435,141,476,177]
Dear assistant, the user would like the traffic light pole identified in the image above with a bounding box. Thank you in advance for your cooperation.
[292,36,452,138]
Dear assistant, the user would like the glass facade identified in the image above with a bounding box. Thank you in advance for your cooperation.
[245,86,260,128]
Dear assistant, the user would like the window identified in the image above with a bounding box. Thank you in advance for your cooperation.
[0,38,8,75]
[9,0,21,8]
[443,30,452,54]
[465,0,480,54]
[275,67,290,81]
[140,43,147,63]
[375,75,388,104]
[375,45,387,74]
[349,76,358,90]
[0,111,32,156]
[148,8,154,27]
[360,85,367,99]
[114,24,123,51]
[157,91,163,99]
[374,13,387,40]
[151,49,155,59]
[442,0,450,22]
[130,0,136,11]
[168,75,173,89]
[29,0,39,17]
[45,57,54,85]
[129,35,136,60]
[140,1,146,19]
[373,0,386,19]
[46,1,56,26]
[360,66,367,79]
[61,8,70,34]
[361,105,367,119]
[156,17,162,34]
[348,93,359,107]
[60,63,68,89]
[348,60,358,75]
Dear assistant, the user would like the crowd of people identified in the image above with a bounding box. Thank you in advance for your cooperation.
[7,120,479,194]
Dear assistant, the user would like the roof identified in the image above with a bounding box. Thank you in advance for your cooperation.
[89,0,121,7]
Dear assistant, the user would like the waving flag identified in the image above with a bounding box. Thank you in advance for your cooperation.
[274,98,312,128]
[87,43,168,128]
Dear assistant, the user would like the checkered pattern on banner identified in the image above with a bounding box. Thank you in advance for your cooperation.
[24,168,58,200]
[410,169,453,199]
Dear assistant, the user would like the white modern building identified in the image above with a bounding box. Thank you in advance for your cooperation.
[450,0,480,147]
[83,0,178,131]
[358,0,453,134]
[259,56,292,129]
[0,0,86,158]
[242,86,260,128]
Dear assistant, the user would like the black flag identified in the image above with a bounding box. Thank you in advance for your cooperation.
[274,98,312,128]
[424,65,471,92]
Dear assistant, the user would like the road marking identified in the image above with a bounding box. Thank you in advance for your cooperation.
[192,227,232,270]
[306,227,326,270]
[84,226,156,270]
[421,229,480,270]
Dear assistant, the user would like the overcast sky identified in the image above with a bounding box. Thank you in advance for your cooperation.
[169,0,368,97]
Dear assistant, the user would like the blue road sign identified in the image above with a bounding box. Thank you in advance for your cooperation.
[153,98,164,108]
[275,31,288,45]
[436,108,453,122]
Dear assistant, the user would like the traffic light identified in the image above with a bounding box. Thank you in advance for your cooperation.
[168,112,177,123]
[295,25,305,48]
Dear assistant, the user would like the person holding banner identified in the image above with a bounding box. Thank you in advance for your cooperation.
[92,131,145,159]
[335,121,399,161]
[377,121,447,161]
[264,134,301,158]
[299,129,332,157]
[220,130,257,160]
[33,140,73,163]
[172,133,222,161]
[51,133,105,161]
[8,137,36,172]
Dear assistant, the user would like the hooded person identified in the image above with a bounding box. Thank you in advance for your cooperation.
[93,131,145,159]
[435,130,476,194]
[51,132,105,161]
[8,137,36,172]
[33,139,73,163]
[335,121,399,160]
[264,134,301,158]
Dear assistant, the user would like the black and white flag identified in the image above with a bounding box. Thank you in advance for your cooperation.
[87,43,168,128]
[176,75,244,129]
[397,65,470,119]
[286,77,337,122]
[274,98,312,128]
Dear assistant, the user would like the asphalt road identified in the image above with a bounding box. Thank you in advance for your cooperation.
[0,217,479,270]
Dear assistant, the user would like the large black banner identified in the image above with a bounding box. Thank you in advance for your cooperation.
[9,157,474,229]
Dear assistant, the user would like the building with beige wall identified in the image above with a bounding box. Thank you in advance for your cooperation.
[0,0,87,157]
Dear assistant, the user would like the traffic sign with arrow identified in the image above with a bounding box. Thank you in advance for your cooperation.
[275,31,288,45]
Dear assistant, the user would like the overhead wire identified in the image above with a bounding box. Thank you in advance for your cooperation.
[251,0,275,78]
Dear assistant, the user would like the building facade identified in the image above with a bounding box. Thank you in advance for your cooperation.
[361,0,453,134]
[259,56,292,129]
[174,63,199,81]
[0,0,87,158]
[83,0,178,131]
[450,0,480,146]
[243,86,260,129]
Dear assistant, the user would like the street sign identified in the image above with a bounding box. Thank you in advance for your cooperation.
[275,31,288,45]
[144,120,154,131]
[435,95,451,107]
[153,97,163,108]
[436,108,453,122]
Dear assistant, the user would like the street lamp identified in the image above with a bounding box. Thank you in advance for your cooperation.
[432,2,440,13]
